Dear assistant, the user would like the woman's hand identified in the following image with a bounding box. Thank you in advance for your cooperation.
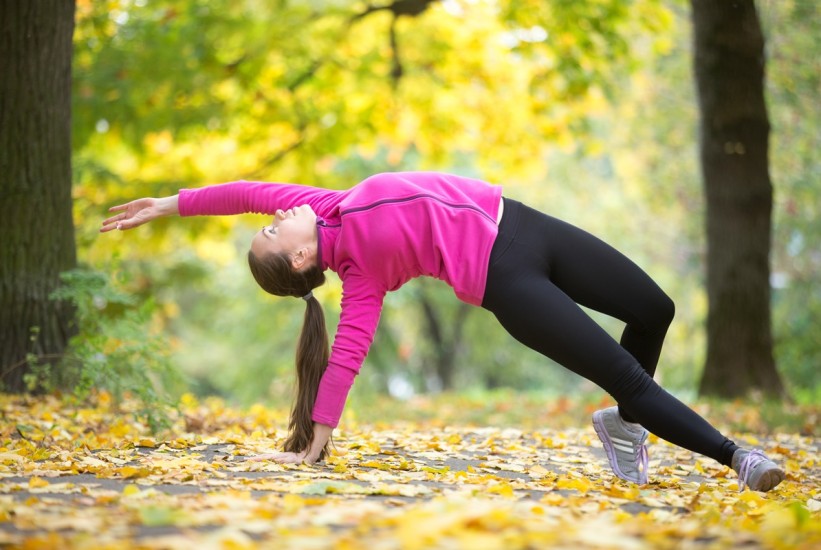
[247,450,317,465]
[247,423,332,465]
[100,195,179,233]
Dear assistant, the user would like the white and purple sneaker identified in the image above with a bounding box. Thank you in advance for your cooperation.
[732,449,785,492]
[593,406,649,484]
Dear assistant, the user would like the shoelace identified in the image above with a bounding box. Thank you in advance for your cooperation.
[737,449,767,492]
[637,443,649,484]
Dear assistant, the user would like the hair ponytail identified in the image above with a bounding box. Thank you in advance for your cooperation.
[286,294,330,459]
[248,250,330,460]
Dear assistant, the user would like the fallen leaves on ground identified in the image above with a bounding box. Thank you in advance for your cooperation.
[1,392,819,549]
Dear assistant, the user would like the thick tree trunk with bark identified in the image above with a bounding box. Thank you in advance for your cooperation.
[0,2,77,391]
[690,0,784,397]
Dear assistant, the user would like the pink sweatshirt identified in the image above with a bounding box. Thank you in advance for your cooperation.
[178,172,503,427]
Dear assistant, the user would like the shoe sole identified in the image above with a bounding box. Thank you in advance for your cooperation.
[592,410,645,484]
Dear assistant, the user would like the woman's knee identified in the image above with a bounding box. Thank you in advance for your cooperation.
[656,292,675,329]
[638,289,675,335]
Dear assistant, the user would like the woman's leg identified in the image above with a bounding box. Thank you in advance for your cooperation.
[482,200,738,466]
[533,211,675,423]
[544,216,672,378]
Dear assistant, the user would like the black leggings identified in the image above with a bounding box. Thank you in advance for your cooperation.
[482,198,738,467]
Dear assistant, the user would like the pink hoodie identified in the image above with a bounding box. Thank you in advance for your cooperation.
[178,172,503,427]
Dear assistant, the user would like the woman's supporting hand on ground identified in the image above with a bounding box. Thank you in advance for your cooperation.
[247,422,333,465]
[100,195,179,232]
[247,450,316,465]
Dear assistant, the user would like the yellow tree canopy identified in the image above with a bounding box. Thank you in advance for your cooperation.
[73,0,672,261]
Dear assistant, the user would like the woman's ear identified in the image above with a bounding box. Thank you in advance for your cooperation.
[290,248,308,271]
[290,245,318,271]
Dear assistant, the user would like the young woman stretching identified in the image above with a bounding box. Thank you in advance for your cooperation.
[101,171,784,492]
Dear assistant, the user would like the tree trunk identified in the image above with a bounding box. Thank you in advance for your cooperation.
[0,1,77,391]
[418,287,471,391]
[690,0,784,397]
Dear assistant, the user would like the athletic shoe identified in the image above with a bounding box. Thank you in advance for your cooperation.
[592,406,649,484]
[732,449,785,492]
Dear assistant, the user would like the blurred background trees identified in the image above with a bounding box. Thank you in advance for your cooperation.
[4,0,818,411]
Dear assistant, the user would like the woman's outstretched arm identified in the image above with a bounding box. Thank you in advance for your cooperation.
[104,181,340,228]
[178,182,338,218]
[100,195,179,232]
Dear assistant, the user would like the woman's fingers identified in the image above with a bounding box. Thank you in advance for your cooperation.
[248,452,295,463]
[102,203,131,232]
[246,451,309,464]
[247,453,280,462]
[100,210,133,232]
[100,221,128,233]
[101,212,125,226]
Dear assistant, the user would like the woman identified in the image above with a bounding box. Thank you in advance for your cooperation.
[101,171,784,492]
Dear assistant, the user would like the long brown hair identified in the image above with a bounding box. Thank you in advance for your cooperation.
[247,250,330,460]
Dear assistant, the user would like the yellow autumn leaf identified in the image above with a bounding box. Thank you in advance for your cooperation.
[360,460,391,471]
[528,464,552,478]
[0,453,24,464]
[486,482,515,498]
[28,477,49,489]
[119,466,150,479]
[556,476,593,494]
[122,484,141,497]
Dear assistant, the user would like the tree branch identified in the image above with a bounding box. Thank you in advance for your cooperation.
[390,17,403,85]
[350,0,437,23]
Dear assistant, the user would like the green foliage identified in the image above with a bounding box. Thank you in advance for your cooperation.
[762,0,821,396]
[68,0,820,405]
[67,0,688,402]
[72,0,671,192]
[40,267,184,431]
[573,0,821,398]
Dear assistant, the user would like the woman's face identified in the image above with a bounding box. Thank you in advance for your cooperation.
[250,204,318,265]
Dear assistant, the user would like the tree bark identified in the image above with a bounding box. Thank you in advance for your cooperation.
[690,0,784,397]
[0,1,77,391]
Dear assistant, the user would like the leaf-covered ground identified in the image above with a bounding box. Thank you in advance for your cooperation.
[1,393,819,549]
